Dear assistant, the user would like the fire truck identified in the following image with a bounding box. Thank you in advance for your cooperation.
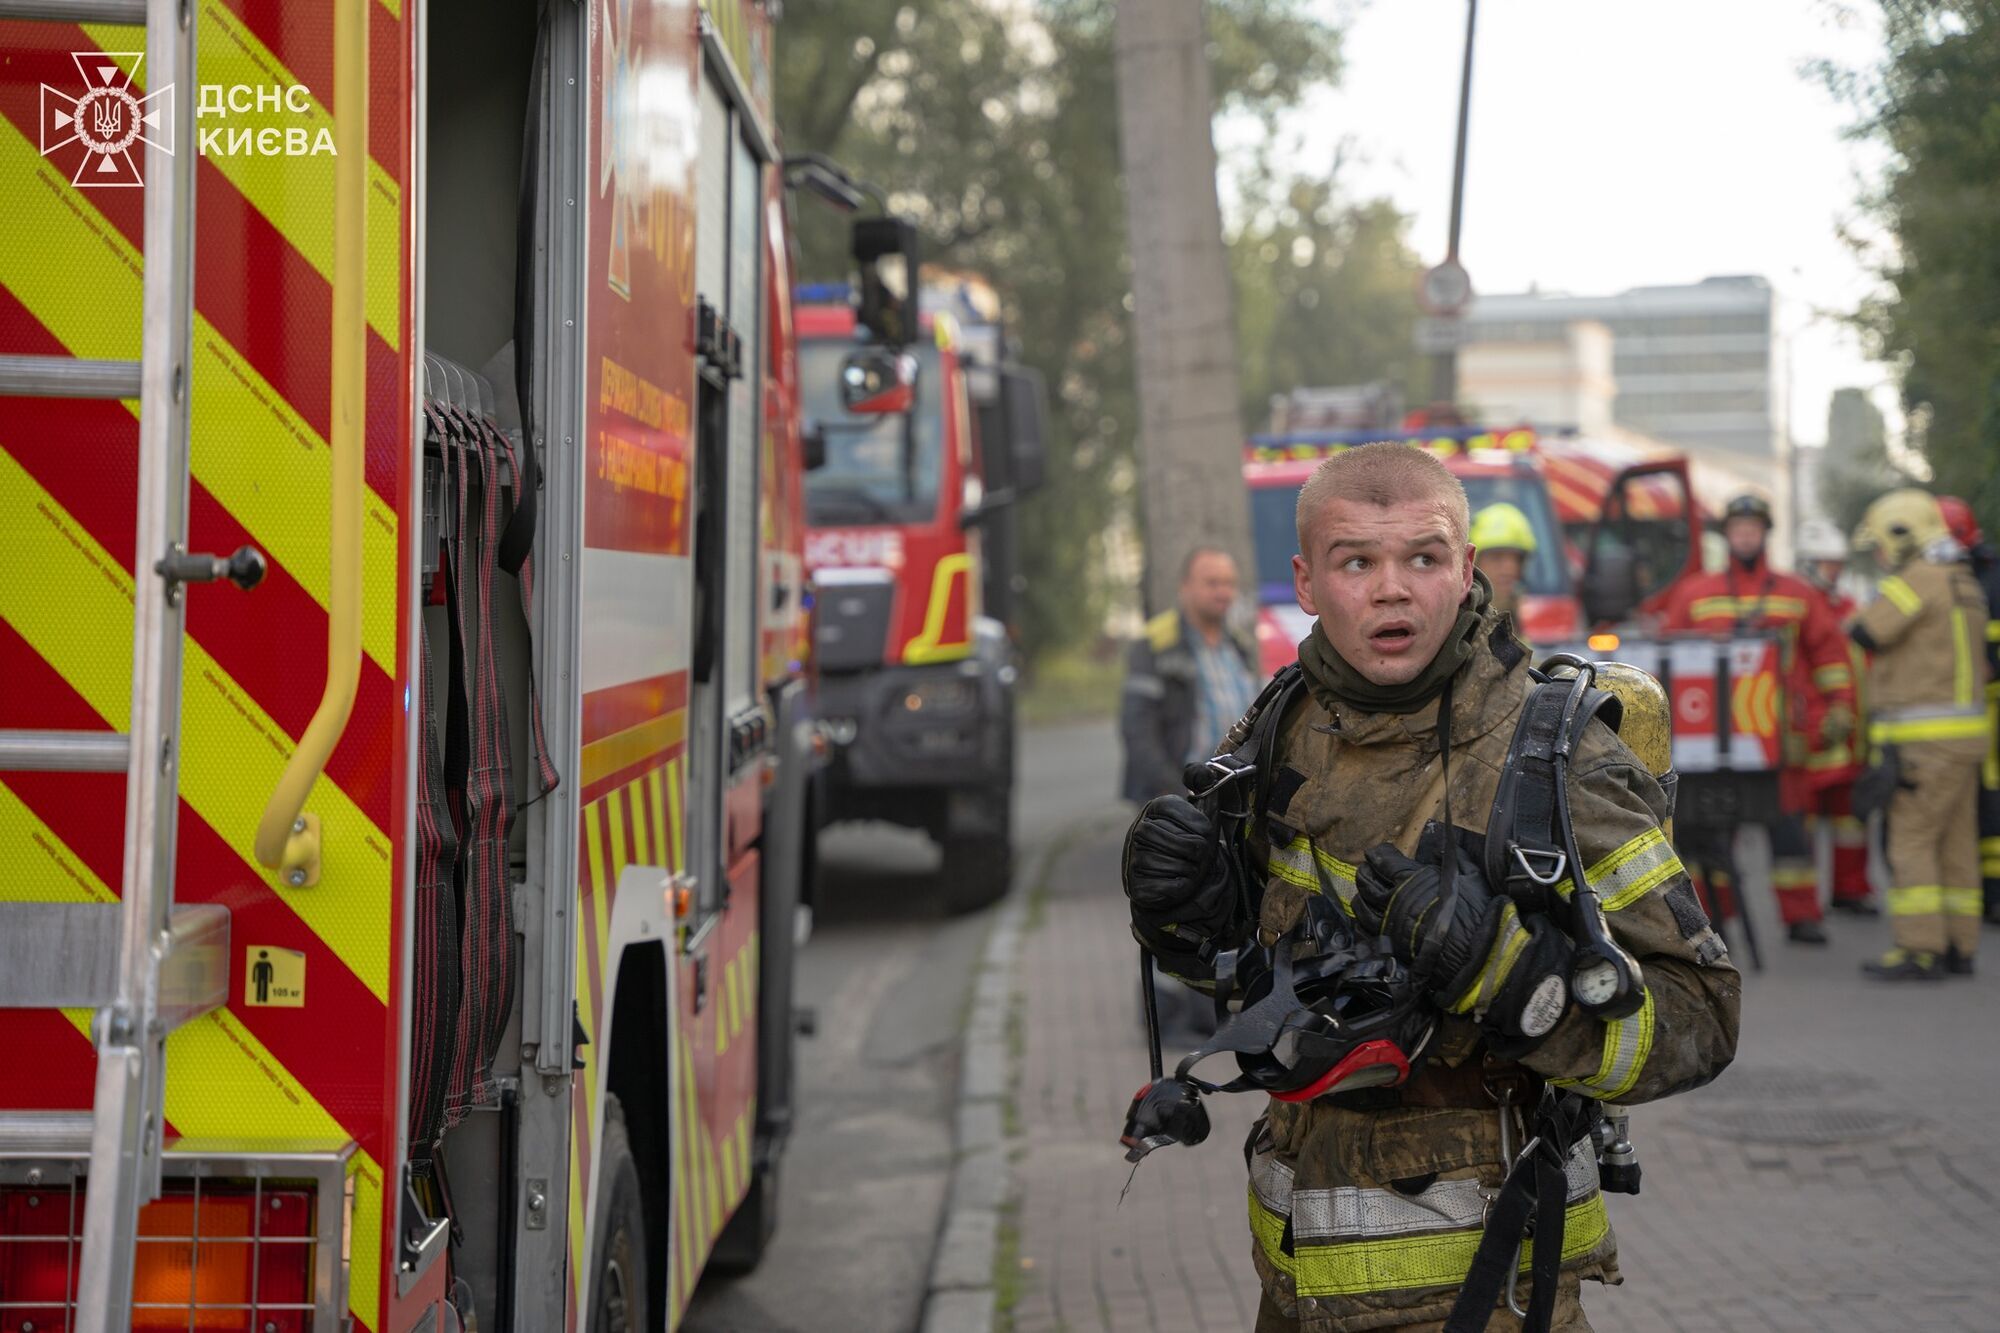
[795,262,1048,913]
[0,1,813,1330]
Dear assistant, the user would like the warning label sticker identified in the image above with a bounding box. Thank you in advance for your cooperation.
[245,946,305,1007]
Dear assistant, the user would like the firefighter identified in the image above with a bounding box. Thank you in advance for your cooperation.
[1470,500,1537,630]
[1936,496,2000,924]
[1851,489,1990,979]
[1123,443,1739,1331]
[1655,494,1857,944]
[1796,518,1877,915]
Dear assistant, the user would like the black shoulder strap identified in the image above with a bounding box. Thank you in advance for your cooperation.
[1484,673,1620,899]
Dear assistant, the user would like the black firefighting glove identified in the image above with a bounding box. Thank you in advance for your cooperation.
[1353,826,1576,1046]
[1122,795,1240,979]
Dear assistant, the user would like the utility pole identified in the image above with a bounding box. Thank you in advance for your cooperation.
[1114,0,1254,616]
[1424,0,1479,410]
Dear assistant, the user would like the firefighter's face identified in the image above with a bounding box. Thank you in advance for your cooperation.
[1724,516,1768,564]
[1294,497,1475,686]
[1475,548,1525,601]
[1179,551,1240,628]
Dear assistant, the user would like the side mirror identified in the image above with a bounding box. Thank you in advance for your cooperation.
[1002,364,1049,495]
[839,348,918,415]
[851,214,920,349]
[1582,544,1641,626]
[802,418,828,471]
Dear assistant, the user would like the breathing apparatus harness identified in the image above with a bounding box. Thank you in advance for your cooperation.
[1121,651,1652,1333]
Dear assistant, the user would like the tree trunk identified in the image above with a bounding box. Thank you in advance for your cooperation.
[1114,0,1254,617]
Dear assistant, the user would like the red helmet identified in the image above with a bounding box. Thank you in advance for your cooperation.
[1938,495,1983,549]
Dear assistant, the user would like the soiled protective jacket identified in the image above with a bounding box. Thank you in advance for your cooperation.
[1238,614,1742,1331]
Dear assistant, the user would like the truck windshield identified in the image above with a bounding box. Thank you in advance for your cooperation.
[801,338,945,527]
[1247,472,1570,603]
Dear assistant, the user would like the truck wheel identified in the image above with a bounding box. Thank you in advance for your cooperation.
[589,1097,649,1333]
[708,1155,780,1276]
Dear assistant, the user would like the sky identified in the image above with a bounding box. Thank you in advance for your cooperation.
[1220,0,1902,448]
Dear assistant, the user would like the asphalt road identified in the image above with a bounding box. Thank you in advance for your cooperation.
[682,719,1125,1333]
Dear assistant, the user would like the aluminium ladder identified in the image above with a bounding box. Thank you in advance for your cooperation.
[0,2,260,1329]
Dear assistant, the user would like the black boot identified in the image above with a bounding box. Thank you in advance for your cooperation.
[1862,949,1944,981]
[1830,897,1882,918]
[1945,946,1977,977]
[1788,920,1829,945]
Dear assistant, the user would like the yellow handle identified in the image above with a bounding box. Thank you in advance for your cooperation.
[256,0,367,874]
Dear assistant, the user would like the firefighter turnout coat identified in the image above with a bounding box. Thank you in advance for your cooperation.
[1656,556,1859,802]
[1241,614,1742,1330]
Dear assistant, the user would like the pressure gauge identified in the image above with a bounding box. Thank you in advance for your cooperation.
[1573,956,1621,1010]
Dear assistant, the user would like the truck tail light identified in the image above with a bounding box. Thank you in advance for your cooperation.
[1,1177,319,1332]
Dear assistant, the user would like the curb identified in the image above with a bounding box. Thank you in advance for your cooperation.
[917,886,1023,1333]
[920,806,1129,1333]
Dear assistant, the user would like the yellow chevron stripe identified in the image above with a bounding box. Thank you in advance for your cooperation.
[0,127,399,675]
[648,768,668,869]
[667,760,685,873]
[628,779,651,866]
[567,1117,587,1313]
[607,786,630,917]
[580,712,687,791]
[82,9,402,349]
[0,451,391,997]
[0,781,383,1327]
[673,1023,697,1306]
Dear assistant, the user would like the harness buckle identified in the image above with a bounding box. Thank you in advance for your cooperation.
[1511,844,1568,887]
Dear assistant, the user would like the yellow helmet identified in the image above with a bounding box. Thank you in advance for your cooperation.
[1853,488,1948,566]
[1469,502,1538,554]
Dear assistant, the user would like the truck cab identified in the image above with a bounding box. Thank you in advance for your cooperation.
[795,231,1046,912]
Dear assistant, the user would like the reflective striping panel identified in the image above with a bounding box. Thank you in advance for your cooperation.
[1553,827,1684,912]
[1554,988,1657,1100]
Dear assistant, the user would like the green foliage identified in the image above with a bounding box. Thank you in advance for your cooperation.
[1834,1,2000,532]
[777,1,1417,659]
[1230,166,1428,430]
[1817,386,1921,533]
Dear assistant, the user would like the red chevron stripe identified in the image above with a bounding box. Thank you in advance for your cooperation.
[0,619,392,1148]
[0,31,403,502]
[0,287,399,833]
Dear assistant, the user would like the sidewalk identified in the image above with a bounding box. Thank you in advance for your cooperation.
[998,813,2000,1333]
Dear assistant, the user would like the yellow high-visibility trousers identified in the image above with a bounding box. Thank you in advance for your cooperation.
[1886,739,1985,957]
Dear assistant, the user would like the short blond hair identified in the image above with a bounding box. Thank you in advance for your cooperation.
[1295,442,1470,560]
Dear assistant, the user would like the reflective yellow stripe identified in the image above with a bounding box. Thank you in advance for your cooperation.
[1869,716,1988,744]
[83,11,403,349]
[0,451,390,995]
[1554,988,1655,1100]
[0,123,400,675]
[1249,1186,1610,1297]
[1687,595,1808,622]
[1942,887,1983,916]
[1888,885,1944,916]
[904,552,974,664]
[1988,620,2000,643]
[1452,900,1527,1016]
[0,781,384,1325]
[1269,835,1358,910]
[1554,827,1683,912]
[1878,576,1922,615]
[1813,663,1852,690]
[1960,604,1976,704]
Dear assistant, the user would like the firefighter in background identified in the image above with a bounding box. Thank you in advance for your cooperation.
[1936,496,2000,924]
[1469,501,1537,634]
[1796,519,1878,915]
[1850,490,1989,979]
[1657,494,1858,945]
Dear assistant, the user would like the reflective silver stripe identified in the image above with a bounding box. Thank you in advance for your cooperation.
[1253,1137,1599,1242]
[1554,988,1657,1099]
[1122,675,1167,699]
[1554,827,1684,912]
[1872,703,1986,723]
[1268,836,1358,906]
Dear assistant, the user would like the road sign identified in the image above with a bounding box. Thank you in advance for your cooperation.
[1414,316,1466,353]
[1419,259,1474,316]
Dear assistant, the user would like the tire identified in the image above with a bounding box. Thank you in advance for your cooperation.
[707,1154,779,1277]
[589,1097,649,1333]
